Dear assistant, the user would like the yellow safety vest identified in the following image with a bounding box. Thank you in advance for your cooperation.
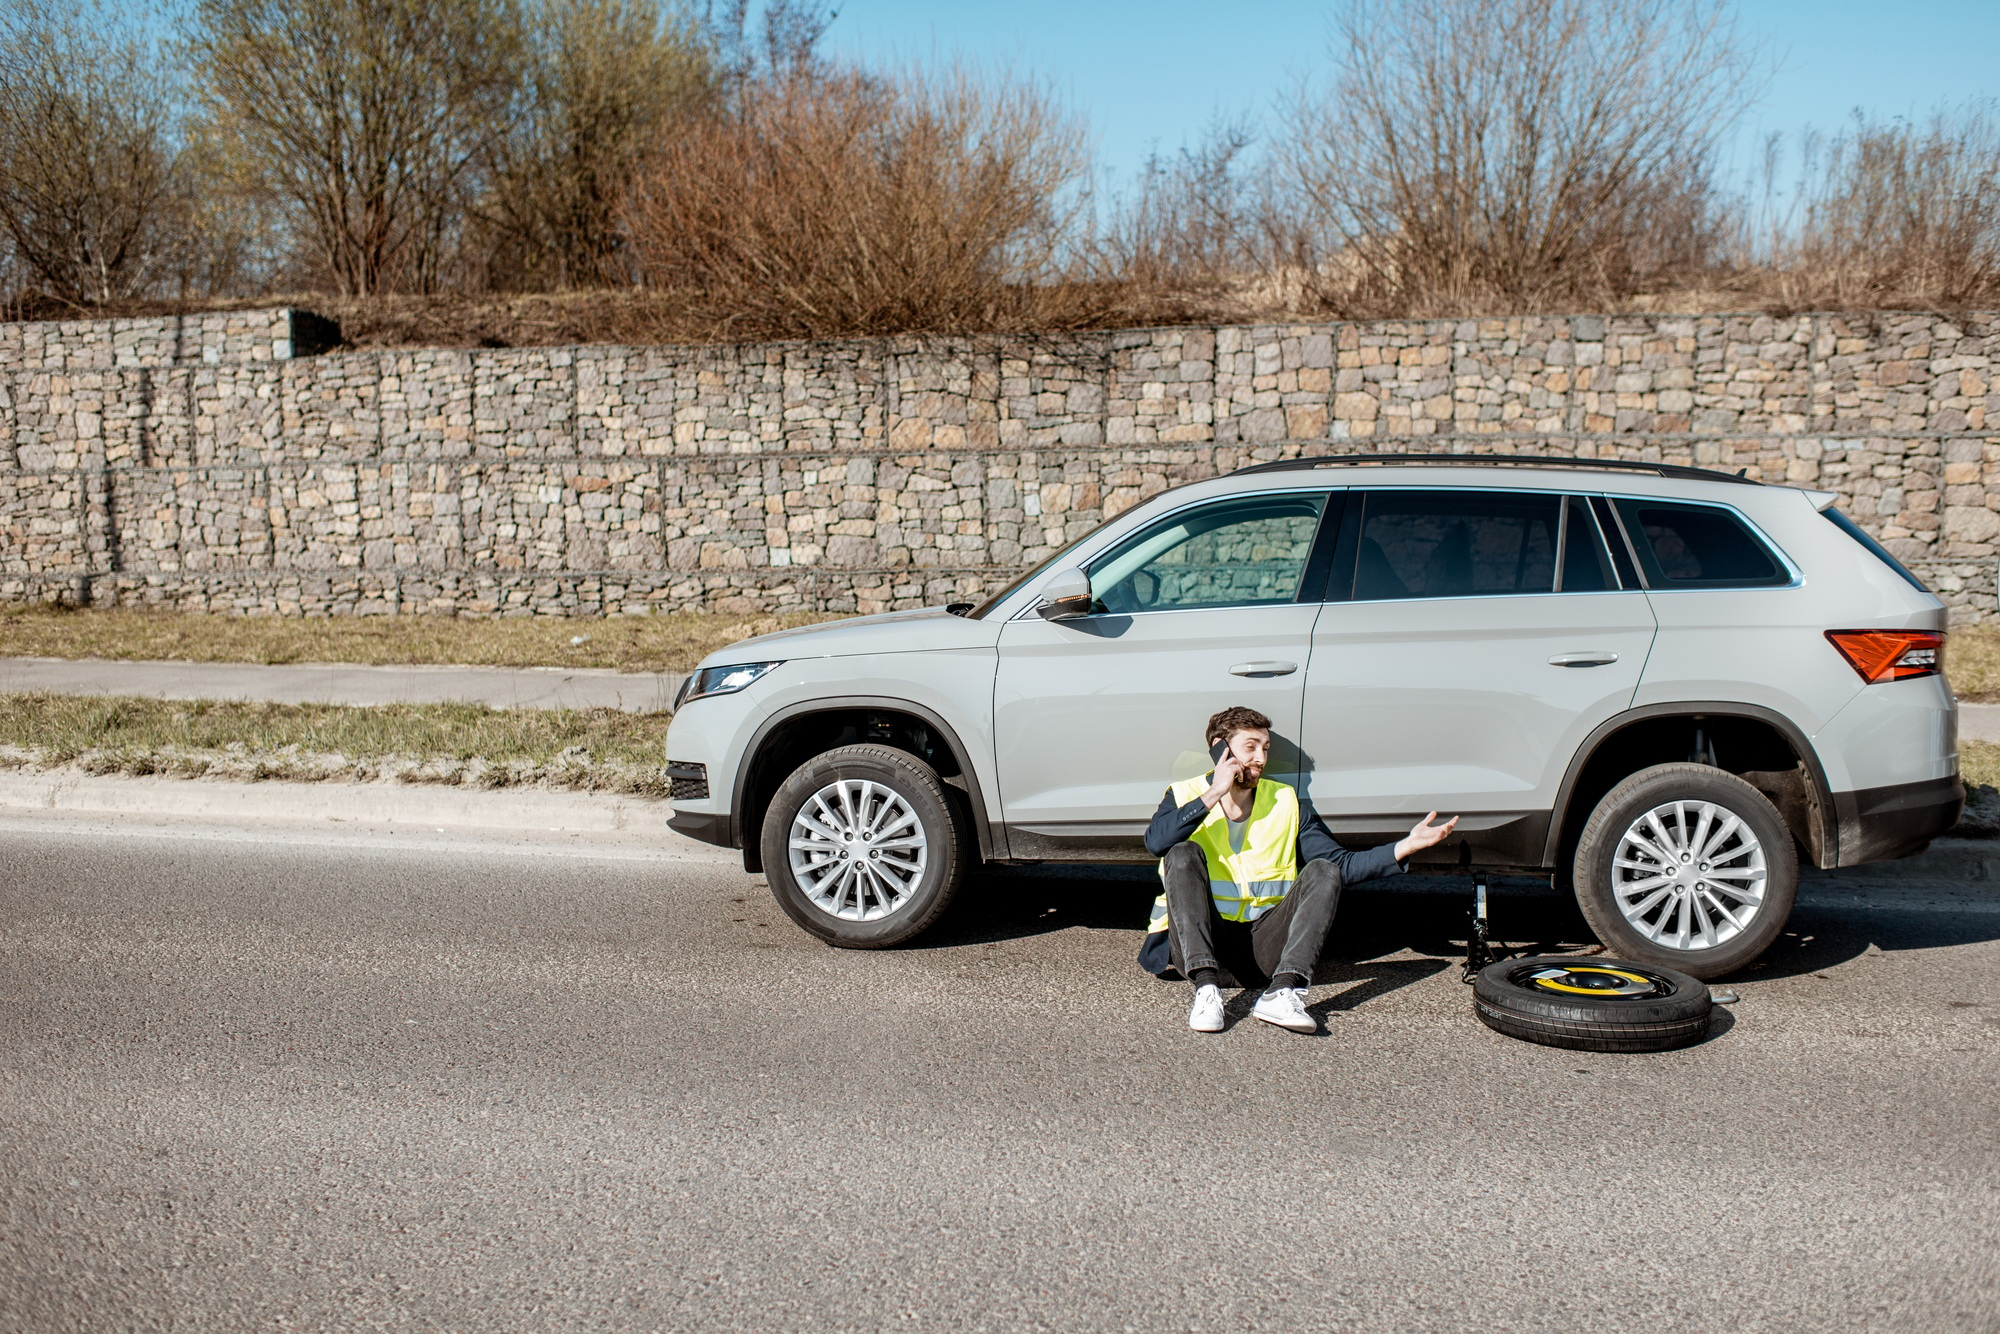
[1146,775,1301,934]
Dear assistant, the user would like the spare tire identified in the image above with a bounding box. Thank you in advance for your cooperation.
[1473,956,1713,1052]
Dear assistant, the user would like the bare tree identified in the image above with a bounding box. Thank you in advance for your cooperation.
[166,124,291,298]
[0,1,192,305]
[186,0,526,296]
[709,0,836,88]
[1278,0,1761,315]
[480,0,716,289]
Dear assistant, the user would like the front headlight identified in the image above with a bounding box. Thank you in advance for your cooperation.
[674,661,783,710]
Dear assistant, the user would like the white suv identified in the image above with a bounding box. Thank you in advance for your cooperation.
[663,456,1961,979]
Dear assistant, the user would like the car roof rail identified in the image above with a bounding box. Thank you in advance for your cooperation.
[1231,452,1761,485]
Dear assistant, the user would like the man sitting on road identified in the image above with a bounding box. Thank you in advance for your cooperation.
[1141,706,1457,1034]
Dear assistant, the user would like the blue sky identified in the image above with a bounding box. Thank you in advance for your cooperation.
[818,0,2000,191]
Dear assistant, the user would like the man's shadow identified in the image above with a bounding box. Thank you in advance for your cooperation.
[1216,958,1455,1029]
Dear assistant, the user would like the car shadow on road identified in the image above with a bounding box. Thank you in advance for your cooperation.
[926,864,2000,992]
[1717,904,2000,982]
[929,864,1159,947]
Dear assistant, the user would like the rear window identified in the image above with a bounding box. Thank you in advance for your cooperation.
[1611,500,1789,589]
[1823,507,1931,594]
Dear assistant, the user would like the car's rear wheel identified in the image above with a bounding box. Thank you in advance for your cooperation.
[760,744,968,948]
[1572,762,1798,980]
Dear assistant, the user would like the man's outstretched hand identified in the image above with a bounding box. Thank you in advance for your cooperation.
[1393,812,1459,862]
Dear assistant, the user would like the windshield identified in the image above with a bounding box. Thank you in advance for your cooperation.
[965,508,1132,619]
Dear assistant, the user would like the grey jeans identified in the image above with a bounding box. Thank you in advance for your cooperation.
[1161,841,1345,988]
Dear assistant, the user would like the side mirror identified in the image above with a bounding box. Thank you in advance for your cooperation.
[1035,568,1094,621]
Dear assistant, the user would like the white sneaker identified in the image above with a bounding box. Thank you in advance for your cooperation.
[1187,984,1225,1032]
[1251,986,1316,1033]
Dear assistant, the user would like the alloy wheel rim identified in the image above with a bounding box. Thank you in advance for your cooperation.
[1510,961,1676,999]
[788,779,929,921]
[1611,798,1767,951]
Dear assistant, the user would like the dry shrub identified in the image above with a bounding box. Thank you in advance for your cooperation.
[1104,123,1259,291]
[1760,105,2000,310]
[622,65,1103,339]
[1275,0,1756,316]
[1096,121,1288,324]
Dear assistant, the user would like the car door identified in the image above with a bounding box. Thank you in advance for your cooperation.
[992,489,1335,859]
[1300,489,1657,863]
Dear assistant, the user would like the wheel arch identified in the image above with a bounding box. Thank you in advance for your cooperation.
[732,696,995,872]
[1545,703,1837,872]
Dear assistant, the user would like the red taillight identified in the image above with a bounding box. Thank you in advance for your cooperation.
[1824,630,1944,683]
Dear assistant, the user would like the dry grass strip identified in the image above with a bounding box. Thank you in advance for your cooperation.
[0,693,676,797]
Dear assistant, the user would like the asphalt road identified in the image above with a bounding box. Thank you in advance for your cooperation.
[2,814,1997,1333]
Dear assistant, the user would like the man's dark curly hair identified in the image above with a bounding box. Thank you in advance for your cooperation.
[1205,706,1272,750]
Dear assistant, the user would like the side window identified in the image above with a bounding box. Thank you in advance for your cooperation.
[1351,490,1558,601]
[1088,493,1328,613]
[1559,495,1618,592]
[1612,499,1788,589]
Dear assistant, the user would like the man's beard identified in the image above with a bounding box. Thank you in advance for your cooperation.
[1234,766,1261,789]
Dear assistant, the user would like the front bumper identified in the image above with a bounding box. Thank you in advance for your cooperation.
[664,691,751,851]
[1835,775,1965,865]
[668,807,733,848]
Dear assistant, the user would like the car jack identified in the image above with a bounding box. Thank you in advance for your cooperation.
[1461,875,1499,983]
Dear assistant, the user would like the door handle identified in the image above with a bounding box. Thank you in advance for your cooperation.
[1230,661,1298,677]
[1548,651,1619,667]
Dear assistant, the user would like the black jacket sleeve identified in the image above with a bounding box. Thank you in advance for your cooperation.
[1142,786,1212,857]
[1297,800,1405,884]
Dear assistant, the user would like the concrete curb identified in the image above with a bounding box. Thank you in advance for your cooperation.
[0,765,677,834]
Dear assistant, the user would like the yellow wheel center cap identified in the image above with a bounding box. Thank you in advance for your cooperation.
[1526,965,1660,997]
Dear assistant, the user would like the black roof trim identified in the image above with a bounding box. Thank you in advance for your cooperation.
[1232,453,1760,486]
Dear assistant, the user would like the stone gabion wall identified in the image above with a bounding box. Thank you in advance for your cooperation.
[1,308,1996,619]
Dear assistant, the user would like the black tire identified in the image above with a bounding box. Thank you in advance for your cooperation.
[760,743,969,949]
[1571,762,1799,980]
[1473,956,1713,1052]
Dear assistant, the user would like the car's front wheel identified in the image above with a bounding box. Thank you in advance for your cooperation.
[1572,763,1798,980]
[760,744,969,948]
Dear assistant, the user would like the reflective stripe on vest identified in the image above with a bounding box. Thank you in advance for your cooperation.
[1148,776,1300,931]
